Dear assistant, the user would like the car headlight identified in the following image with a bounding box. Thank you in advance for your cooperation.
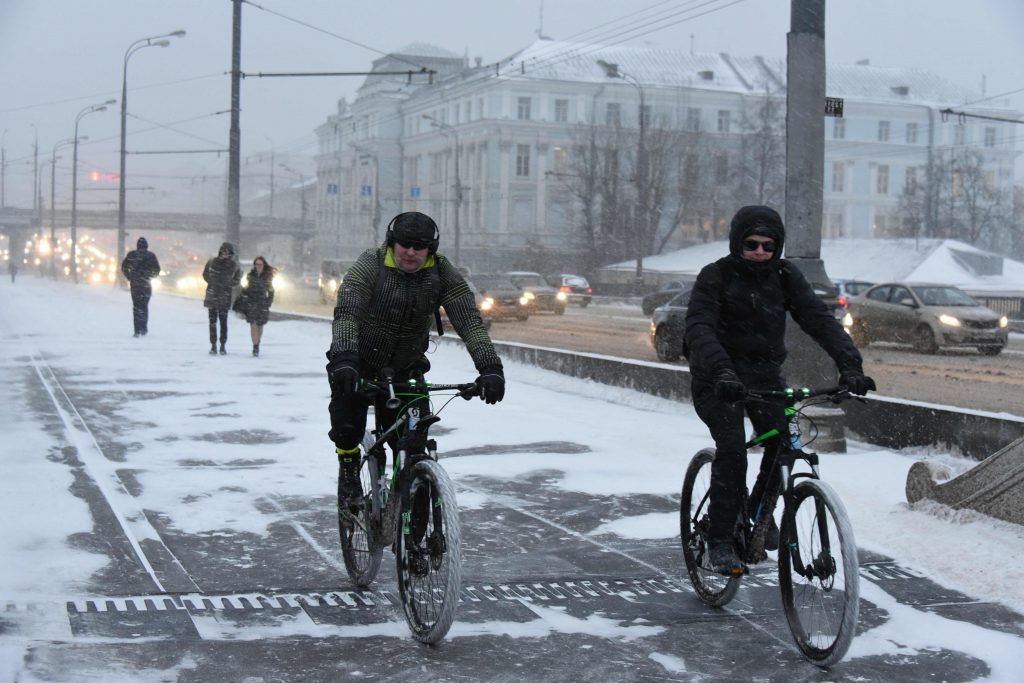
[841,312,853,327]
[938,313,961,327]
[480,297,494,311]
[518,296,529,306]
[556,291,568,301]
[999,316,1008,328]
[272,275,287,289]
[523,291,536,300]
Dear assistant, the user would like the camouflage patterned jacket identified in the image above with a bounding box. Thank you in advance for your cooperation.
[329,246,501,377]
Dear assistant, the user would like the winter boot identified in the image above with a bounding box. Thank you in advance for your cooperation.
[219,343,227,355]
[209,344,217,355]
[708,539,746,576]
[749,480,780,552]
[337,447,363,509]
[252,344,259,357]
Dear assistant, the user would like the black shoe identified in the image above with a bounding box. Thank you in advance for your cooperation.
[209,345,217,355]
[252,344,259,357]
[133,332,141,338]
[708,540,746,576]
[764,517,780,552]
[338,454,363,509]
[219,344,227,355]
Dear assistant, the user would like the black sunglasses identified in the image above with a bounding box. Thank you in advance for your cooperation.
[396,241,429,250]
[742,239,777,253]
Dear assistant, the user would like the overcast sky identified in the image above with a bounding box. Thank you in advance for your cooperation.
[1,0,1021,213]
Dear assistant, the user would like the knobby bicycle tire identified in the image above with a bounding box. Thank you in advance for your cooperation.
[339,435,384,588]
[778,478,860,667]
[396,458,462,644]
[680,448,741,607]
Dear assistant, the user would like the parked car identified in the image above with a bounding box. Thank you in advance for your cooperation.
[649,290,692,362]
[473,274,531,321]
[833,279,874,309]
[546,273,592,307]
[843,282,1009,355]
[642,280,691,315]
[318,259,347,303]
[507,270,568,314]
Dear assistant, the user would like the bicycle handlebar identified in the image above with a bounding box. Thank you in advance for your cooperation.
[359,373,481,407]
[745,385,865,404]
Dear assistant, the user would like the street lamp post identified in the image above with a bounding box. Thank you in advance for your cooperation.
[71,100,114,284]
[117,30,186,284]
[422,114,463,263]
[49,137,78,278]
[597,59,647,286]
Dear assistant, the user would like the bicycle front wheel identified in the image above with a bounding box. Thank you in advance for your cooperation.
[778,478,860,667]
[396,458,462,644]
[338,434,384,587]
[680,448,741,607]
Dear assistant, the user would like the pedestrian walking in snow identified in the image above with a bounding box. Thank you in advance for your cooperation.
[241,255,275,357]
[8,259,18,283]
[120,236,161,337]
[202,242,241,355]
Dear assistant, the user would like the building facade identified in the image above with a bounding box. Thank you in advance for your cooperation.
[314,40,1019,275]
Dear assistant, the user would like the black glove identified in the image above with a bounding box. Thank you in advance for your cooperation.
[476,366,505,405]
[327,354,360,396]
[839,369,875,396]
[713,369,746,403]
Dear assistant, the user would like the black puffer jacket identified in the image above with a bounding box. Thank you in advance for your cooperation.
[202,242,241,310]
[329,245,502,377]
[120,238,161,291]
[684,206,863,382]
[242,267,274,324]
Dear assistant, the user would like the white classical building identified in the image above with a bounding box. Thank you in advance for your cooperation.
[314,39,1019,274]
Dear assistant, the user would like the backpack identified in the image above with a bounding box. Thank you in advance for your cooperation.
[373,251,445,336]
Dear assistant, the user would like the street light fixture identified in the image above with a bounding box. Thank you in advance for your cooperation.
[71,100,115,284]
[422,114,463,264]
[117,30,186,284]
[597,59,647,285]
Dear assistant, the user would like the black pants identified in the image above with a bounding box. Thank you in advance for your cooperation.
[130,286,152,335]
[208,308,228,345]
[328,362,430,452]
[692,376,787,541]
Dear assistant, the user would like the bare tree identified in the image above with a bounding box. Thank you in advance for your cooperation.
[736,85,786,207]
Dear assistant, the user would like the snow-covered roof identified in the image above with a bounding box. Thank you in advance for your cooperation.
[496,39,984,107]
[605,239,1024,293]
[394,42,461,60]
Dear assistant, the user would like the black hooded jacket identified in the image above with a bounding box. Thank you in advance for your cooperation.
[120,237,161,291]
[683,206,863,383]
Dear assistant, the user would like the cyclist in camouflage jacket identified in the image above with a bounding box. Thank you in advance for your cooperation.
[326,212,504,503]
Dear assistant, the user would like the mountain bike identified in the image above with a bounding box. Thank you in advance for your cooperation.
[680,385,862,667]
[337,370,479,644]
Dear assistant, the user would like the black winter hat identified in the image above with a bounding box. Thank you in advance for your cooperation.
[137,237,148,249]
[728,205,785,259]
[386,212,439,253]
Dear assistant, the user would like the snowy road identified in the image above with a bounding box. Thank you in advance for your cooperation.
[1,278,1023,682]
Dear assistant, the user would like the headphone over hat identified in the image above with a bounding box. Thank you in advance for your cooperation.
[385,212,440,254]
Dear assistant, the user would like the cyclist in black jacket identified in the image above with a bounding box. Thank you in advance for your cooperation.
[683,205,875,574]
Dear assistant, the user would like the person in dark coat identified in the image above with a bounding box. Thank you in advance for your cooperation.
[683,205,875,575]
[8,259,18,283]
[241,255,275,357]
[326,212,505,506]
[120,236,161,337]
[202,242,241,355]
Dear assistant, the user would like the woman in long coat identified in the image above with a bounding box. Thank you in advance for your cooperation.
[241,255,275,357]
[203,242,241,355]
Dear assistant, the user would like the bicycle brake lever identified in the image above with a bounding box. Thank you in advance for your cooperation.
[459,383,479,401]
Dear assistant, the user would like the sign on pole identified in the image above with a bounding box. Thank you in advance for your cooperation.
[825,97,844,118]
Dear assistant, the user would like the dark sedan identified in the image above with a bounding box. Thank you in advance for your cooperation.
[843,282,1009,355]
[507,271,568,315]
[642,280,691,315]
[649,290,692,362]
[473,274,531,321]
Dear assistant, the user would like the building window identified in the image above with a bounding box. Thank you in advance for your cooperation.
[515,144,531,177]
[478,98,485,120]
[906,122,918,144]
[686,107,701,131]
[876,164,890,195]
[554,99,569,123]
[517,97,532,120]
[824,212,844,238]
[717,109,731,133]
[831,162,845,192]
[877,120,890,142]
[465,100,472,121]
[905,166,917,191]
[954,125,966,146]
[832,118,845,139]
[984,127,996,147]
[552,146,568,175]
[605,103,621,126]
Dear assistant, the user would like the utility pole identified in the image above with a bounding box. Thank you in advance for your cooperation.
[226,0,242,252]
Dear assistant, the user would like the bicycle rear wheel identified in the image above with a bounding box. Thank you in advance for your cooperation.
[396,458,462,644]
[338,433,384,587]
[680,448,741,607]
[778,478,860,667]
